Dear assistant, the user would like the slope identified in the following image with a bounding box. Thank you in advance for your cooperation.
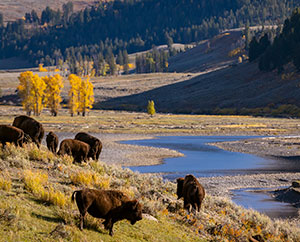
[97,30,300,114]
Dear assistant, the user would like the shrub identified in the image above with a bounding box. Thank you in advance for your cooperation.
[0,171,12,191]
[70,170,110,189]
[23,170,48,194]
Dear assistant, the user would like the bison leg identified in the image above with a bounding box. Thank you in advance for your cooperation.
[104,219,114,236]
[79,214,86,231]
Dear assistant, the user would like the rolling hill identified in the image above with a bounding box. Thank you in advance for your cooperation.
[96,30,300,116]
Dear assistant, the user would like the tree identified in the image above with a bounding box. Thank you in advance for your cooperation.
[0,12,3,27]
[79,77,94,116]
[147,100,156,116]
[30,73,46,116]
[18,71,46,116]
[68,74,81,116]
[44,74,64,116]
[123,50,129,74]
[18,71,34,115]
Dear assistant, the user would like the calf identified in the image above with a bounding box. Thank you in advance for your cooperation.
[71,189,143,236]
[75,132,102,160]
[46,131,58,153]
[57,139,89,163]
[0,125,24,147]
[177,174,205,213]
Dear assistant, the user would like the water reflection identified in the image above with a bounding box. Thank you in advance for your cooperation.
[124,136,300,178]
[232,188,298,219]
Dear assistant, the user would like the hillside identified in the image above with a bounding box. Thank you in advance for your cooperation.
[0,0,298,68]
[0,0,95,22]
[0,117,300,241]
[95,30,300,115]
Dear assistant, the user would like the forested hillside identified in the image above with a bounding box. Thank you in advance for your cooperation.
[0,0,299,70]
[249,8,300,74]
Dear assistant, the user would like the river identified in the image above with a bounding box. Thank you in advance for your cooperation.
[123,136,299,219]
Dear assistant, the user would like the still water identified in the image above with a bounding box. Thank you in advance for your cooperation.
[125,136,300,178]
[124,136,299,219]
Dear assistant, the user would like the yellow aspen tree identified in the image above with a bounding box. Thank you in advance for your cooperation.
[147,100,156,116]
[79,77,94,116]
[18,71,34,115]
[30,73,46,116]
[68,74,81,117]
[44,74,64,116]
[39,63,47,72]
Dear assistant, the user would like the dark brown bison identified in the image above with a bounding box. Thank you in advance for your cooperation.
[12,115,44,148]
[177,174,205,213]
[0,125,24,147]
[57,139,89,163]
[46,132,58,153]
[71,189,142,236]
[75,132,102,160]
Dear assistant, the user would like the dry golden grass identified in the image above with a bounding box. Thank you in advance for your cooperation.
[0,105,300,136]
[0,144,298,241]
[0,170,12,191]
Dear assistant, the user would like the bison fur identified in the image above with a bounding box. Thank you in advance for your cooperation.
[12,115,44,148]
[75,132,102,160]
[46,131,58,153]
[0,125,24,147]
[177,174,205,213]
[71,189,142,236]
[57,139,89,163]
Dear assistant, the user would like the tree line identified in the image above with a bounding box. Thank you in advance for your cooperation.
[18,72,94,116]
[249,8,300,73]
[0,0,299,70]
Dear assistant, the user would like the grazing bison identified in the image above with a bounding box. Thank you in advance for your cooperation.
[46,132,58,153]
[71,189,143,236]
[0,125,24,147]
[57,139,89,163]
[12,115,44,148]
[177,174,205,213]
[75,132,102,160]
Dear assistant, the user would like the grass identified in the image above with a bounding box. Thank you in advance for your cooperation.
[1,105,300,136]
[0,141,300,241]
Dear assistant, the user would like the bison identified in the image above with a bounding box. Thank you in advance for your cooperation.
[57,139,89,163]
[12,115,44,148]
[72,189,142,236]
[46,131,58,153]
[177,174,205,213]
[0,125,24,147]
[75,132,102,161]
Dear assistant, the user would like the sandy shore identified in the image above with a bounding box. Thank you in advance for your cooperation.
[98,133,183,166]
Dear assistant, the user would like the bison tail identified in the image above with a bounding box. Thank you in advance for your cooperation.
[71,190,79,202]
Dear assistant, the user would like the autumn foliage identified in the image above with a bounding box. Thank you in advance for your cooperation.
[18,71,94,116]
[18,71,46,116]
[68,74,94,116]
[43,74,64,116]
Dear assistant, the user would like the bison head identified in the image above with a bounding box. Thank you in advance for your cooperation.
[176,178,185,199]
[125,200,143,225]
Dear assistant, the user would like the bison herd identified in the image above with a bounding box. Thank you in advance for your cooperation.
[0,115,206,236]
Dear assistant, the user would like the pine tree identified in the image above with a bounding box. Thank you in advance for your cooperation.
[123,50,129,74]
